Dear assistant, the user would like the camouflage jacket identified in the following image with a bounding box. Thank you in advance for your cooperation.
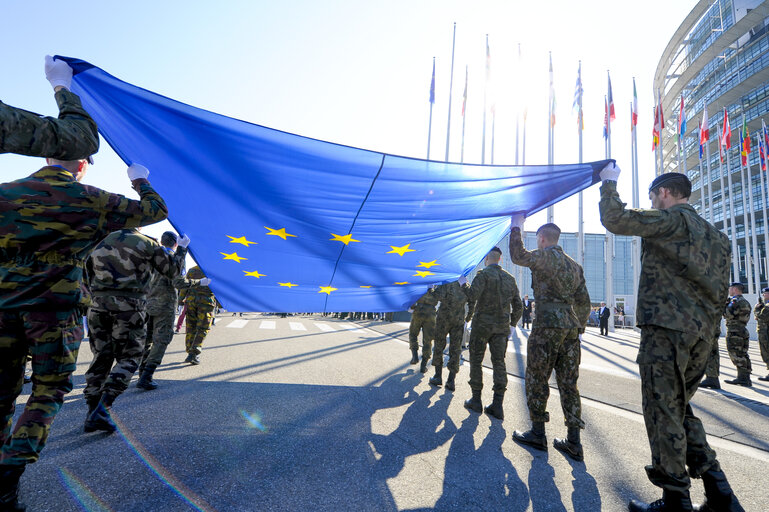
[0,166,167,311]
[465,264,522,330]
[183,266,216,310]
[755,300,769,327]
[724,295,751,332]
[434,280,472,324]
[410,289,438,318]
[1,89,98,160]
[86,229,185,312]
[146,259,201,316]
[600,181,730,339]
[509,228,591,330]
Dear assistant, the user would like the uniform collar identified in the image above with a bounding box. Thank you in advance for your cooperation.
[33,165,77,182]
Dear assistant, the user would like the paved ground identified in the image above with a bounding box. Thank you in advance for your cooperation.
[12,314,769,511]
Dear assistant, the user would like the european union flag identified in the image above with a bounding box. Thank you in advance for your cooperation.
[59,56,609,312]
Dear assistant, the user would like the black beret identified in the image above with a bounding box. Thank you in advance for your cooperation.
[762,287,769,293]
[648,172,691,192]
[489,246,502,254]
[730,282,745,291]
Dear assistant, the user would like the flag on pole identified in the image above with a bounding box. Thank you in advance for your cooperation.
[699,121,704,159]
[678,94,687,142]
[652,94,662,150]
[603,97,608,139]
[700,104,709,143]
[722,108,732,149]
[607,72,615,121]
[549,54,556,127]
[632,78,638,126]
[763,120,769,160]
[759,127,767,171]
[429,59,436,104]
[741,116,751,166]
[718,122,724,163]
[461,66,468,117]
[573,62,583,130]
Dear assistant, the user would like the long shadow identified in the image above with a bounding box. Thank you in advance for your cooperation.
[566,459,602,511]
[578,342,641,379]
[528,452,566,512]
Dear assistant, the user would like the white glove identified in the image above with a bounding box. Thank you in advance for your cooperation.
[407,307,414,313]
[510,214,525,230]
[458,275,468,286]
[600,162,621,182]
[45,55,72,90]
[200,277,211,286]
[127,163,150,181]
[177,235,191,248]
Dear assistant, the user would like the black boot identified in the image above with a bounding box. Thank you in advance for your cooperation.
[725,369,752,387]
[83,393,117,433]
[758,372,769,381]
[553,426,584,461]
[464,390,483,413]
[419,356,429,374]
[484,392,504,420]
[136,365,158,390]
[429,367,442,387]
[410,348,419,365]
[693,468,745,512]
[629,489,693,511]
[699,376,721,389]
[0,465,26,511]
[445,371,456,391]
[513,421,547,451]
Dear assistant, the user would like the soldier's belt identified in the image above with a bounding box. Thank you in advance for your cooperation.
[536,302,574,311]
[92,290,146,299]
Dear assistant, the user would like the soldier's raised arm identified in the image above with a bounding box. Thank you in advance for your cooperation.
[98,164,168,231]
[509,214,545,271]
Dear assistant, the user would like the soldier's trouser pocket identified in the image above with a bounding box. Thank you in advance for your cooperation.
[28,309,84,376]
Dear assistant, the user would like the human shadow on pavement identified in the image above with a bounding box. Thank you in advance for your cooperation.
[527,451,567,512]
[566,459,602,511]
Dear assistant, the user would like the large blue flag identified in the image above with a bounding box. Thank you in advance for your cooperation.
[59,56,608,312]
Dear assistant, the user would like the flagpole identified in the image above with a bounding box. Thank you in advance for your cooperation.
[491,110,496,164]
[606,72,615,333]
[698,124,707,218]
[482,35,489,164]
[756,125,769,288]
[547,52,554,223]
[737,119,755,293]
[577,61,584,267]
[427,57,435,160]
[658,90,664,174]
[445,22,456,162]
[744,114,761,292]
[716,121,736,281]
[460,65,467,164]
[723,120,741,281]
[631,99,641,315]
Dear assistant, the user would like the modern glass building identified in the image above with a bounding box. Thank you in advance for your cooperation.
[656,0,769,292]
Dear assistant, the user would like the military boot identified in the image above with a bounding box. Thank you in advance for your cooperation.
[464,390,483,413]
[692,468,745,512]
[0,465,26,511]
[83,393,117,433]
[758,372,769,381]
[699,376,721,389]
[183,353,195,364]
[445,371,456,391]
[725,369,752,387]
[83,396,100,432]
[513,421,547,451]
[409,348,419,365]
[628,489,693,511]
[484,392,504,420]
[136,365,158,390]
[419,356,429,373]
[553,426,584,461]
[428,367,442,387]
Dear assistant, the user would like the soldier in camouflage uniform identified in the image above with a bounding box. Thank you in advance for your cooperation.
[599,165,743,512]
[1,56,98,161]
[408,289,439,373]
[755,287,769,382]
[183,266,217,364]
[428,280,473,391]
[720,282,753,388]
[509,221,591,462]
[83,228,187,432]
[0,152,167,508]
[137,232,205,390]
[463,247,522,420]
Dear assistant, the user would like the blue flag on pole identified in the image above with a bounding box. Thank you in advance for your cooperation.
[59,56,609,312]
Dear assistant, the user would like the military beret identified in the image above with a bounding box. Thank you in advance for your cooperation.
[648,172,691,192]
[762,287,769,293]
[489,246,502,254]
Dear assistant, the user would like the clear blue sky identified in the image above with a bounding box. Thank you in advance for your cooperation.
[1,0,694,238]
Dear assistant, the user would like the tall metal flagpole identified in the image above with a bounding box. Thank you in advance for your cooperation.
[547,52,555,223]
[482,35,489,164]
[716,120,737,281]
[744,115,761,292]
[724,120,741,281]
[631,99,641,312]
[704,106,715,225]
[577,61,584,267]
[605,72,615,332]
[698,122,707,218]
[460,65,467,163]
[445,22,456,162]
[756,125,769,286]
[491,109,496,164]
[737,125,755,294]
[427,57,435,160]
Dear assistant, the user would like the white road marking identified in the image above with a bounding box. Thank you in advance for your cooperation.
[289,322,307,331]
[226,319,249,329]
[314,323,335,332]
[259,320,276,330]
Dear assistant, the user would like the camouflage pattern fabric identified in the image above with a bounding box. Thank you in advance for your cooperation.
[465,264,521,393]
[704,334,720,378]
[409,290,438,359]
[184,266,216,356]
[0,167,168,311]
[724,295,752,372]
[756,300,769,369]
[140,308,175,370]
[432,281,470,372]
[600,180,729,492]
[0,310,82,465]
[0,89,98,160]
[83,306,146,401]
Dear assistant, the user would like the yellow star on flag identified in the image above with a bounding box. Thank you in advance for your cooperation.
[329,233,360,245]
[221,252,247,263]
[264,226,297,240]
[318,286,338,295]
[243,270,266,278]
[417,260,440,268]
[413,270,435,278]
[387,243,416,256]
[278,282,298,288]
[227,235,257,247]
[394,281,410,285]
[359,285,372,288]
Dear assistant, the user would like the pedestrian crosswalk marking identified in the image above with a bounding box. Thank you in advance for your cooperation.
[337,323,360,331]
[289,322,307,331]
[314,323,335,332]
[259,320,276,330]
[226,319,249,329]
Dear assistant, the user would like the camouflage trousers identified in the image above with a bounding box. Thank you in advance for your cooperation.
[638,326,719,492]
[704,334,720,378]
[140,308,176,370]
[758,324,769,370]
[408,312,435,360]
[0,309,82,466]
[84,308,147,402]
[525,327,584,428]
[468,322,508,394]
[725,332,752,372]
[432,317,464,373]
[185,303,214,356]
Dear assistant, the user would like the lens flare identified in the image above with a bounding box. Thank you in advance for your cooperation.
[240,409,268,432]
[58,467,113,512]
